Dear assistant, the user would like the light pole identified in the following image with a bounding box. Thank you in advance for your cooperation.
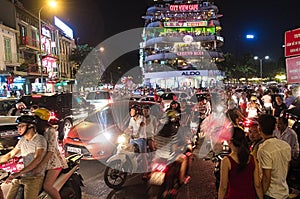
[254,55,269,79]
[38,0,57,90]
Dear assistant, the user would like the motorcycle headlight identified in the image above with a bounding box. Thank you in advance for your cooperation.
[117,134,127,144]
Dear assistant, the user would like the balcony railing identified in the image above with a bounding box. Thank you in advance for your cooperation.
[19,36,39,50]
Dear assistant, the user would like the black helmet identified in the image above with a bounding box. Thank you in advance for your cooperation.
[16,115,37,125]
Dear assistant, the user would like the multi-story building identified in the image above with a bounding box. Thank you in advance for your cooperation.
[0,22,19,96]
[140,0,225,89]
[0,0,75,94]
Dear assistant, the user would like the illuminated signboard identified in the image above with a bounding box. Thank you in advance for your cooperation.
[169,4,199,12]
[54,16,74,39]
[286,56,300,84]
[177,51,204,56]
[41,27,51,38]
[164,21,207,27]
[285,28,300,57]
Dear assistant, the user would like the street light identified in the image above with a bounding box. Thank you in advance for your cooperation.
[254,55,269,79]
[38,0,57,89]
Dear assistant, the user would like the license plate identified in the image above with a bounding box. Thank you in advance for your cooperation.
[67,146,81,154]
[149,172,165,185]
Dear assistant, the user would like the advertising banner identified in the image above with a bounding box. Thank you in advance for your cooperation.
[285,28,300,57]
[286,56,300,84]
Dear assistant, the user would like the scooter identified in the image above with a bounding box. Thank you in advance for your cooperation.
[0,154,84,199]
[104,133,140,189]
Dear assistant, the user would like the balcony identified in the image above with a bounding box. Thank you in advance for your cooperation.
[19,36,39,51]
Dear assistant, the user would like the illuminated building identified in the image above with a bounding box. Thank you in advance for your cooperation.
[140,0,225,89]
[0,0,75,94]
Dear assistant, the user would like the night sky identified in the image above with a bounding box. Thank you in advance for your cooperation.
[21,0,300,63]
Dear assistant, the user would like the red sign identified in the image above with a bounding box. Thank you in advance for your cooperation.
[169,4,199,12]
[286,56,300,84]
[285,28,300,57]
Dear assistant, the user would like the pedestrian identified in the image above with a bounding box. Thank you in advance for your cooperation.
[248,120,263,160]
[32,108,68,199]
[261,90,273,115]
[257,114,291,199]
[272,95,287,118]
[0,115,47,198]
[218,127,263,199]
[274,116,299,160]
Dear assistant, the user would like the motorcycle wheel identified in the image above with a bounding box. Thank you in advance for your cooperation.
[60,173,82,199]
[104,160,128,189]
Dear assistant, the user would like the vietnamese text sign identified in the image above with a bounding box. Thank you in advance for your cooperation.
[286,56,300,84]
[285,28,300,57]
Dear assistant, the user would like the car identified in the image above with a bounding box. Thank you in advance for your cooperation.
[172,91,190,102]
[0,98,18,115]
[63,100,164,160]
[85,90,113,110]
[138,96,156,102]
[17,92,93,139]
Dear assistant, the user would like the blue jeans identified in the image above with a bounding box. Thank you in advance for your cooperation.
[130,138,147,153]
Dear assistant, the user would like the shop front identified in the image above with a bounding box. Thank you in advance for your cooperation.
[144,69,224,89]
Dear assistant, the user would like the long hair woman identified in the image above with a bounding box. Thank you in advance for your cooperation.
[218,127,263,199]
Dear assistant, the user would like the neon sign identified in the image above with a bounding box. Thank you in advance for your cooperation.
[169,4,199,12]
[164,21,207,27]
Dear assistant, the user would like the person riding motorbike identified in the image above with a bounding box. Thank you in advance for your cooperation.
[246,96,263,118]
[154,110,191,192]
[226,99,245,129]
[125,104,148,172]
[32,108,68,199]
[0,115,47,199]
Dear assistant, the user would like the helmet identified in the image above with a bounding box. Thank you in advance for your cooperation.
[33,108,51,121]
[16,115,37,125]
[250,96,257,101]
[166,110,180,122]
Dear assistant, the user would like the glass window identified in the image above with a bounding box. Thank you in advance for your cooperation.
[4,37,12,62]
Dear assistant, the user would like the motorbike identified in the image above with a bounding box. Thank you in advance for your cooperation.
[147,135,193,199]
[104,133,141,189]
[0,154,84,199]
[204,141,230,194]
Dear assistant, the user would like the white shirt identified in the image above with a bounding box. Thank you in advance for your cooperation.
[257,137,291,199]
[128,115,147,139]
[273,127,299,160]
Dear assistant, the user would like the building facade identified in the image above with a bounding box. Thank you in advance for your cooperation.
[140,0,225,89]
[0,0,75,95]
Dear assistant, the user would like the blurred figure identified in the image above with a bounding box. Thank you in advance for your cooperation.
[284,90,296,109]
[273,95,287,118]
[261,90,273,115]
[218,127,263,199]
[247,120,262,159]
[141,105,158,152]
[246,96,263,119]
[274,116,299,160]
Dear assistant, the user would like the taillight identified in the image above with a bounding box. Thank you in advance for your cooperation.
[151,163,167,172]
[49,112,57,121]
[32,95,42,98]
